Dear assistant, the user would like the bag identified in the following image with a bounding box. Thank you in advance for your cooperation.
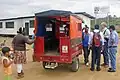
[93,31,101,47]
[82,32,84,41]
[103,29,109,42]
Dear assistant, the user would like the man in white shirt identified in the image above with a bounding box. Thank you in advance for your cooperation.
[101,22,110,67]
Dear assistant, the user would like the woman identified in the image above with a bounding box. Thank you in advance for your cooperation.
[12,27,34,79]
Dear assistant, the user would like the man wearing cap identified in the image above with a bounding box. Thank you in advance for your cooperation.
[89,25,104,71]
[82,25,90,66]
[101,22,110,67]
[108,25,119,72]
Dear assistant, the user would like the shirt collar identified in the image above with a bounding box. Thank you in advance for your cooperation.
[94,29,100,33]
[103,27,107,32]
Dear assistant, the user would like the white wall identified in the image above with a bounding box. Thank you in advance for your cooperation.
[76,14,91,32]
[0,15,92,35]
[22,18,35,35]
[0,17,35,35]
[0,20,18,35]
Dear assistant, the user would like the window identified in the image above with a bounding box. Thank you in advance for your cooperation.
[0,22,2,28]
[6,22,14,28]
[78,23,82,31]
[29,20,34,28]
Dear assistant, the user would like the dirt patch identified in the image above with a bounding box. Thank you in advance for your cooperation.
[0,37,120,80]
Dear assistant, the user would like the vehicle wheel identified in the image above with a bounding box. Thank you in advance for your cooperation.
[70,58,80,72]
[42,62,49,69]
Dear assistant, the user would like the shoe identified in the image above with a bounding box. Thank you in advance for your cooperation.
[108,69,116,72]
[101,63,105,66]
[86,63,89,66]
[21,70,24,76]
[104,65,109,68]
[101,63,109,68]
[90,68,94,71]
[17,73,24,79]
[109,68,112,70]
[96,67,101,71]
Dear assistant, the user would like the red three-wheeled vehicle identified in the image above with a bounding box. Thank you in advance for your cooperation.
[33,10,83,72]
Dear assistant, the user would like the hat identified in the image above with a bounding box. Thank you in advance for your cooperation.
[94,24,99,30]
[109,25,115,30]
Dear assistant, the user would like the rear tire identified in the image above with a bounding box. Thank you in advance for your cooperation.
[70,57,80,72]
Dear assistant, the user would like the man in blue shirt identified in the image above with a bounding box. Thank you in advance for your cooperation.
[108,25,119,72]
[82,25,90,66]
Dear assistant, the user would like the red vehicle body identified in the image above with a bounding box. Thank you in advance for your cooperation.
[33,10,83,72]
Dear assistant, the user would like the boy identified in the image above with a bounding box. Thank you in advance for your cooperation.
[2,47,13,80]
[89,25,104,71]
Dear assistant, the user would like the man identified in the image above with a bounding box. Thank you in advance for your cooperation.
[82,25,90,66]
[101,22,110,67]
[89,25,104,71]
[108,25,119,72]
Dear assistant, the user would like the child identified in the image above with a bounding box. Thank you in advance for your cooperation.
[2,47,13,80]
[32,30,36,62]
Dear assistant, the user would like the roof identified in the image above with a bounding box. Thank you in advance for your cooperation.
[35,10,72,17]
[71,14,84,23]
[0,16,34,21]
[74,12,95,19]
[0,11,95,21]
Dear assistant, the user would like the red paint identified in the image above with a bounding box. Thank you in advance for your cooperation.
[33,15,82,64]
[34,37,44,57]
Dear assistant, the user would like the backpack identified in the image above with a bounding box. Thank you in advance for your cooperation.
[93,31,101,47]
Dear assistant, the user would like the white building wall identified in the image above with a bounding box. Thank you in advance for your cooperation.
[0,17,35,36]
[0,20,18,35]
[22,18,35,35]
[76,14,91,31]
[0,14,92,35]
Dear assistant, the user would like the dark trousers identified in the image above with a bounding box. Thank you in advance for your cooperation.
[83,46,90,64]
[103,42,109,65]
[91,46,101,69]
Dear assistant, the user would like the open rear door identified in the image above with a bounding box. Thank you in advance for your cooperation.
[69,15,83,58]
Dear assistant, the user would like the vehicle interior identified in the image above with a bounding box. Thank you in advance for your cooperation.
[36,17,69,56]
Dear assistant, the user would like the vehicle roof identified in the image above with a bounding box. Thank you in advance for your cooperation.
[35,10,72,17]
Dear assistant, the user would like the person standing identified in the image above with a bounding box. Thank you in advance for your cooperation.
[82,25,90,66]
[101,22,110,67]
[12,27,34,79]
[108,25,119,72]
[1,47,13,80]
[89,25,104,71]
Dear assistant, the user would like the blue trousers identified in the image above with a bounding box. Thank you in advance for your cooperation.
[103,42,109,65]
[109,47,117,71]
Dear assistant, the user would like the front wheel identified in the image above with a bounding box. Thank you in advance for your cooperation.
[70,58,80,72]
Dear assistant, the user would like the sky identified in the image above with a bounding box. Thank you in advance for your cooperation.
[0,0,120,19]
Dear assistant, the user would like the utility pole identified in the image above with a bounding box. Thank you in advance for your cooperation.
[94,7,99,24]
[107,12,110,27]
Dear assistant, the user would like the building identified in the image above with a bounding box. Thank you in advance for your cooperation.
[0,16,34,36]
[0,10,95,36]
[75,12,95,30]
